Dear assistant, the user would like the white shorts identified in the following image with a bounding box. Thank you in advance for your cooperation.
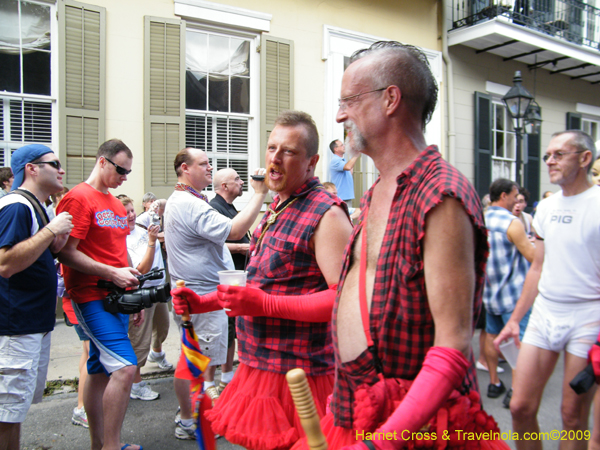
[0,332,51,423]
[172,308,228,366]
[522,295,600,358]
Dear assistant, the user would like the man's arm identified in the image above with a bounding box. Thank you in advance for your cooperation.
[58,236,139,288]
[506,218,535,263]
[226,242,250,254]
[494,238,544,349]
[423,197,475,356]
[343,154,360,171]
[228,178,268,240]
[134,225,159,274]
[0,211,73,278]
[312,204,353,285]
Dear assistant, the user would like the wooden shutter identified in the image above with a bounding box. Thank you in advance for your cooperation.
[566,112,582,130]
[58,0,105,186]
[144,16,185,199]
[260,35,294,165]
[474,92,493,199]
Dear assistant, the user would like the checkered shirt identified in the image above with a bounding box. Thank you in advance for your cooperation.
[483,206,529,315]
[237,177,343,376]
[330,146,489,428]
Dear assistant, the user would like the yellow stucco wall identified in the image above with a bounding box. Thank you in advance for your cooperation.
[85,0,440,204]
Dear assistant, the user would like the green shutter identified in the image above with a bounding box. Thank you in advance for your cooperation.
[58,0,105,186]
[566,112,582,130]
[525,132,540,209]
[260,35,294,165]
[474,92,493,199]
[144,16,185,199]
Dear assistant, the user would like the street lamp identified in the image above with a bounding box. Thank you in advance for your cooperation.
[502,70,536,186]
[524,100,542,135]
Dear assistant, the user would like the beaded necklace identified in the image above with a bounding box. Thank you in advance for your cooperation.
[174,182,209,203]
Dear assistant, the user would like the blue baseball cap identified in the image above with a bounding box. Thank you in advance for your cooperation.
[11,144,54,191]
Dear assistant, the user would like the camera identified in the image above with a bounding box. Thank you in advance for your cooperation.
[98,268,170,314]
[151,213,161,228]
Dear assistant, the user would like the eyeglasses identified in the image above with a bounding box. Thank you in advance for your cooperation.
[338,87,388,110]
[104,157,132,175]
[33,160,62,171]
[542,150,586,163]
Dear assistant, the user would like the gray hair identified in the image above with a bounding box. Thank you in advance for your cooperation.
[552,130,597,172]
[142,192,157,204]
[349,41,438,129]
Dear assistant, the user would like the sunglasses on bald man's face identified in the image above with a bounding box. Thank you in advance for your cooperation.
[104,157,132,175]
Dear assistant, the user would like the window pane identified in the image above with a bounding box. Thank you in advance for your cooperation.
[0,52,20,93]
[21,1,51,51]
[23,49,50,95]
[186,71,207,110]
[506,133,515,159]
[231,76,249,114]
[230,38,250,75]
[208,34,229,73]
[496,130,504,158]
[495,104,504,131]
[208,75,229,112]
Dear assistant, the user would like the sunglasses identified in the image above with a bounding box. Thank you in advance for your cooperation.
[104,157,132,175]
[33,160,61,170]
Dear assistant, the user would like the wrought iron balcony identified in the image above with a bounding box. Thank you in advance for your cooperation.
[451,0,600,51]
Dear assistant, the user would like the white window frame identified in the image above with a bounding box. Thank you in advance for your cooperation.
[322,25,443,188]
[491,98,517,182]
[0,0,57,166]
[178,2,268,209]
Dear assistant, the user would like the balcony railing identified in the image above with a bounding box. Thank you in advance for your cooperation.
[451,0,600,51]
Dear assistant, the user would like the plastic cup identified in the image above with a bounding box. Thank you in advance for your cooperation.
[218,270,247,287]
[218,270,246,311]
[498,339,520,370]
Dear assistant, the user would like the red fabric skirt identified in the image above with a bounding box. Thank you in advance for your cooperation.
[291,411,513,450]
[205,363,334,450]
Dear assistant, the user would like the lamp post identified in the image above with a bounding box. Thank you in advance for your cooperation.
[502,71,536,187]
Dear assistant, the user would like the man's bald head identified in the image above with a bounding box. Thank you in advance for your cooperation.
[213,168,237,192]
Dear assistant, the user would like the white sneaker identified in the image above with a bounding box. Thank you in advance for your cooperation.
[175,420,196,440]
[147,351,174,370]
[72,406,89,428]
[476,360,504,373]
[130,382,160,401]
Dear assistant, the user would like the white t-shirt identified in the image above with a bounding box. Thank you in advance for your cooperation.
[163,189,234,295]
[163,189,232,366]
[533,185,600,303]
[126,226,165,287]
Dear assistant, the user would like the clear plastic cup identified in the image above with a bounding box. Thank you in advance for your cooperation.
[218,270,247,287]
[218,270,246,312]
[498,339,520,370]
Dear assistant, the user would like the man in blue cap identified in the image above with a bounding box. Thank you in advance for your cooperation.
[0,144,73,450]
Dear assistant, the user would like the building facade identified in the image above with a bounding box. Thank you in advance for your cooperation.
[0,0,441,206]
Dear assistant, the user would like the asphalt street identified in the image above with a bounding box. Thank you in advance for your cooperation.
[19,322,586,450]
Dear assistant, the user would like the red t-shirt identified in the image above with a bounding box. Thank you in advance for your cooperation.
[57,183,129,304]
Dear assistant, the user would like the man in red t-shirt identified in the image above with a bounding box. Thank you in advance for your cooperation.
[58,139,143,450]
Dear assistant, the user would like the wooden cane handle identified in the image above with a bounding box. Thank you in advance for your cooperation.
[286,368,328,450]
[176,280,190,322]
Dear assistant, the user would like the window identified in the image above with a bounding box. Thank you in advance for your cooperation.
[491,101,516,181]
[185,29,252,192]
[0,0,54,166]
[582,117,599,141]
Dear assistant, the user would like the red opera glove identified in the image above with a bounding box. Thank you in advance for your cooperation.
[588,337,600,383]
[216,284,337,322]
[171,286,220,315]
[355,347,470,450]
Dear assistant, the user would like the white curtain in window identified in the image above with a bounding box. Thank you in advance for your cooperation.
[186,39,249,81]
[0,1,50,55]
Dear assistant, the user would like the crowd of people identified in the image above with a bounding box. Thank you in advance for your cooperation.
[2,38,600,450]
